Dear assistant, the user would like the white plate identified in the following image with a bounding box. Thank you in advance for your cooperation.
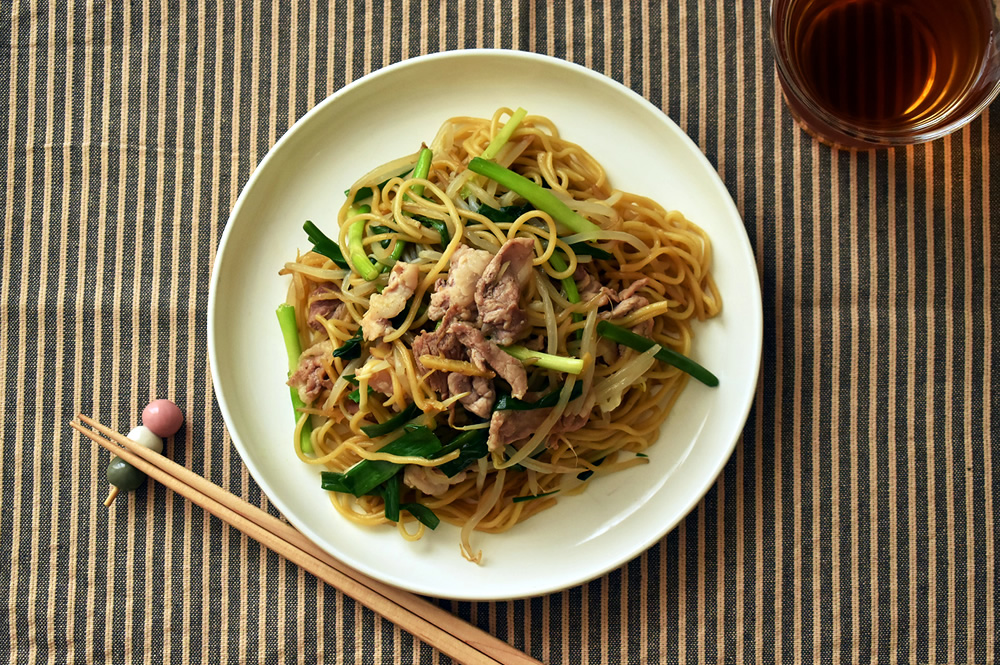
[209,50,762,601]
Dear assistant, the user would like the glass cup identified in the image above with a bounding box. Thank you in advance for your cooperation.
[770,0,1000,149]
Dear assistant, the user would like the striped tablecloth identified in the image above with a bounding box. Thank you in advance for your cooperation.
[2,1,997,663]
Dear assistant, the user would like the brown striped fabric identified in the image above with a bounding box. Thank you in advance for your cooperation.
[2,1,997,662]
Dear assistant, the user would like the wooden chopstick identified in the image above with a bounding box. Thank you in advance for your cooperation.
[72,415,543,665]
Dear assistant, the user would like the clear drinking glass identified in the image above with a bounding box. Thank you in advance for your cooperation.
[770,0,1000,149]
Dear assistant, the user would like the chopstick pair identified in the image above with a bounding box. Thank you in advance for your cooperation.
[71,415,542,665]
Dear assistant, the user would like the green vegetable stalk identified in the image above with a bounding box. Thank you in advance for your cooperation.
[434,429,490,477]
[303,220,350,268]
[347,204,381,281]
[275,304,313,454]
[467,157,601,235]
[494,382,584,411]
[320,424,441,496]
[377,146,434,272]
[596,320,719,387]
[399,502,440,529]
[409,147,433,199]
[547,249,583,336]
[501,345,585,375]
[360,401,421,438]
[546,249,581,304]
[479,107,528,160]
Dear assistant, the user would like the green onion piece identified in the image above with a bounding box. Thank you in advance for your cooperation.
[369,225,395,249]
[635,452,648,458]
[382,474,401,522]
[400,502,440,529]
[595,320,719,387]
[360,402,421,438]
[350,186,373,201]
[548,251,583,337]
[369,225,408,272]
[384,234,407,268]
[494,382,584,411]
[480,107,528,160]
[303,221,350,269]
[434,429,490,477]
[320,471,352,493]
[332,331,363,360]
[409,147,433,199]
[332,424,443,497]
[373,147,432,271]
[347,205,381,281]
[501,345,584,375]
[467,157,601,235]
[275,304,313,455]
[569,241,614,261]
[347,385,376,403]
[474,202,534,226]
[512,489,560,503]
[547,250,581,304]
[415,216,451,247]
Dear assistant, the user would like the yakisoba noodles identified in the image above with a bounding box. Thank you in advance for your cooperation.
[277,108,720,563]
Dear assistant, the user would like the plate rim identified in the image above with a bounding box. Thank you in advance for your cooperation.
[208,48,763,600]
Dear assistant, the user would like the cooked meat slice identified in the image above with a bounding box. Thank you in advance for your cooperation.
[286,341,334,404]
[594,277,653,336]
[487,409,549,450]
[608,277,650,318]
[412,318,524,411]
[617,277,650,301]
[576,267,617,307]
[450,322,528,398]
[486,407,590,451]
[447,373,496,418]
[554,412,590,435]
[307,284,346,330]
[475,237,535,344]
[608,293,648,319]
[361,262,420,340]
[411,319,467,397]
[427,245,492,321]
[403,466,468,497]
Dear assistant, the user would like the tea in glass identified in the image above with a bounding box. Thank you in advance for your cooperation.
[771,0,1000,148]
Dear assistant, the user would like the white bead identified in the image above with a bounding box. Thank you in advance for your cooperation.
[127,425,164,454]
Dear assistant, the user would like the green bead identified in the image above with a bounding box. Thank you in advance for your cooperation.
[106,457,146,491]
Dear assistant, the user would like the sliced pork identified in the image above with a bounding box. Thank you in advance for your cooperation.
[487,405,590,451]
[287,341,334,404]
[361,262,419,341]
[307,283,346,330]
[600,277,653,336]
[475,237,535,345]
[447,373,496,418]
[450,322,528,399]
[411,318,467,396]
[576,267,617,308]
[427,245,492,321]
[607,277,650,319]
[411,318,528,412]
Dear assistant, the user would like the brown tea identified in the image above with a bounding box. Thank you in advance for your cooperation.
[772,0,997,143]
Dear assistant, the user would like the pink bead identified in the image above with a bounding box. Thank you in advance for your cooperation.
[142,399,184,437]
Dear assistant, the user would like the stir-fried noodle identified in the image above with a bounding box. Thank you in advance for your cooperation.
[279,109,721,562]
